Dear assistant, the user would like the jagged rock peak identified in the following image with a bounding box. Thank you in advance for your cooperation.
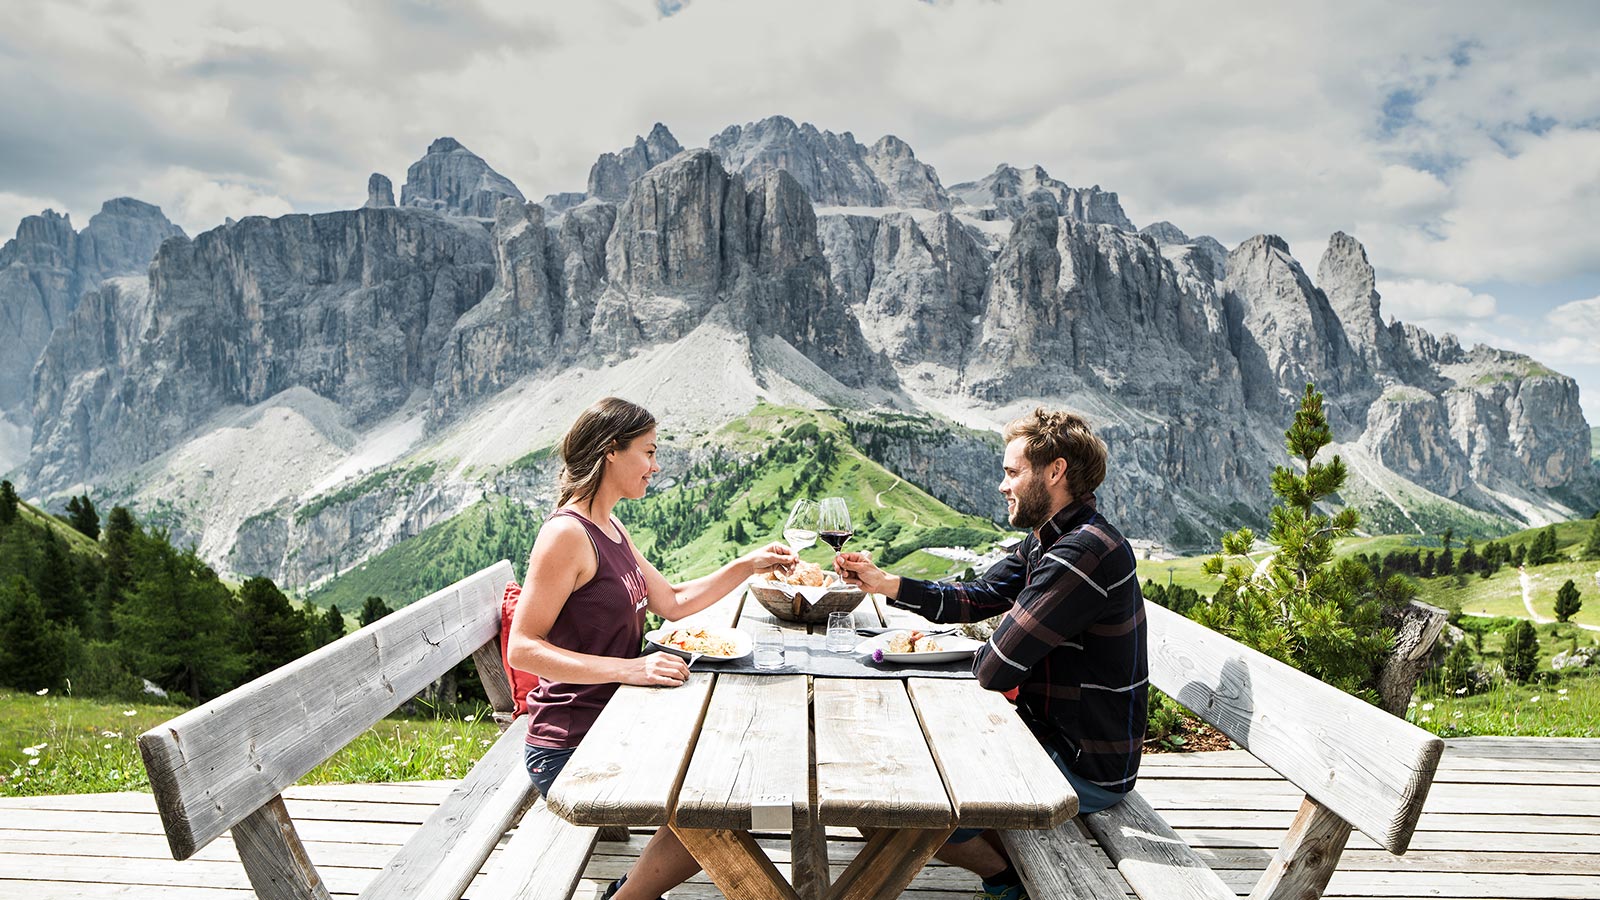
[400,136,524,217]
[948,163,1134,230]
[709,115,948,210]
[587,123,685,202]
[1140,221,1190,245]
[365,173,395,208]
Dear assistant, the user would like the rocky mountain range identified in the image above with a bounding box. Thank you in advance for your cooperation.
[1,115,1593,587]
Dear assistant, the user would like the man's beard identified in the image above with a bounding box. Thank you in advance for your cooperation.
[1007,478,1053,530]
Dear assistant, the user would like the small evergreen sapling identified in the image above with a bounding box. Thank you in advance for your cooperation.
[1502,620,1539,684]
[1554,579,1583,623]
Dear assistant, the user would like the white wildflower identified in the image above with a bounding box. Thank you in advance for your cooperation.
[1530,695,1541,703]
[100,731,121,738]
[1453,711,1463,719]
[109,770,121,780]
[1559,688,1568,695]
[1455,687,1468,695]
[103,743,112,750]
[21,747,39,757]
[1420,715,1431,722]
[1407,699,1417,709]
[27,758,39,766]
[122,710,136,717]
[1421,702,1435,711]
[35,688,48,696]
[463,714,476,723]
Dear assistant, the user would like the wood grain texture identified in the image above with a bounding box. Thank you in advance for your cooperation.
[1145,602,1443,853]
[671,827,802,900]
[999,818,1131,899]
[543,675,715,827]
[1081,789,1234,900]
[825,827,953,900]
[812,679,953,829]
[228,796,330,900]
[674,675,810,830]
[140,561,515,859]
[354,715,535,900]
[907,678,1077,829]
[470,637,516,717]
[473,802,598,900]
[1245,796,1353,900]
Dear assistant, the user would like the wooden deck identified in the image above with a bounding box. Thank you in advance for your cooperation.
[3,736,1596,899]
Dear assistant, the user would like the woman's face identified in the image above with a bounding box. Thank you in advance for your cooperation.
[606,427,660,500]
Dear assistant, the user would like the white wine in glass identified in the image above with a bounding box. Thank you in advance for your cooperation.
[783,499,819,552]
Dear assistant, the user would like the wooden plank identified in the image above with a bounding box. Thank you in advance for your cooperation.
[1000,818,1133,898]
[906,678,1076,830]
[471,637,517,718]
[1145,602,1443,854]
[671,827,801,900]
[1243,796,1352,900]
[825,827,953,900]
[139,561,516,859]
[543,675,714,827]
[1080,789,1234,900]
[475,802,599,900]
[674,674,810,830]
[812,679,953,829]
[226,796,331,900]
[355,714,535,899]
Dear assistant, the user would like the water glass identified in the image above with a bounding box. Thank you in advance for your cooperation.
[753,624,786,669]
[826,611,856,653]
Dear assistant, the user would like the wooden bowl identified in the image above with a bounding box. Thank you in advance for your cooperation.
[748,581,866,624]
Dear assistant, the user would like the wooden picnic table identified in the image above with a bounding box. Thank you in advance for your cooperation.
[542,582,1078,900]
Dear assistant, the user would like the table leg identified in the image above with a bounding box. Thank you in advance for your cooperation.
[825,827,955,900]
[671,826,802,900]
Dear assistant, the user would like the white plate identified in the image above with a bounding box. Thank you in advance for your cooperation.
[645,626,753,661]
[854,631,983,665]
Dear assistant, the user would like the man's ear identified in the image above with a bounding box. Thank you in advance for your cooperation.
[1049,457,1068,485]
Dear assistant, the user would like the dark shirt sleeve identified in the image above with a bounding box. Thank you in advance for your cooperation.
[972,536,1122,692]
[890,548,1028,624]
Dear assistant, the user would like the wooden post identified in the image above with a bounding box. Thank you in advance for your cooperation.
[230,796,331,900]
[1247,796,1354,900]
[826,827,953,900]
[672,826,802,900]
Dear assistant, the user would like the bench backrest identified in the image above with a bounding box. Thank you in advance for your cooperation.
[1145,602,1443,854]
[138,560,517,860]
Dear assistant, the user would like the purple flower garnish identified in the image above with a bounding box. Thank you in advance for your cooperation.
[872,648,885,663]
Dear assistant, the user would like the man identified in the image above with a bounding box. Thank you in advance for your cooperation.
[835,408,1147,900]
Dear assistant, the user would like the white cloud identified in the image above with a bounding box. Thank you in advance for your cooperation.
[1540,295,1600,366]
[1377,278,1498,322]
[135,167,294,236]
[0,192,72,240]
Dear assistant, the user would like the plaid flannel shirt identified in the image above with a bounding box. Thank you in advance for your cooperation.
[891,493,1148,792]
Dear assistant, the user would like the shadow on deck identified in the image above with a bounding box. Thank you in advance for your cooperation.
[3,737,1597,899]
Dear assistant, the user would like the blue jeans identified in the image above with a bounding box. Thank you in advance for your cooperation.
[946,742,1127,844]
[524,744,576,796]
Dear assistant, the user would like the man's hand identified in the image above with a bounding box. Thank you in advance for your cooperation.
[834,551,901,599]
[744,541,798,578]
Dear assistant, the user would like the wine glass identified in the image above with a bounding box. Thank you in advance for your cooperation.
[783,499,819,553]
[818,497,853,552]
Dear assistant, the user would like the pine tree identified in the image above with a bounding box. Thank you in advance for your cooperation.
[0,480,17,526]
[1421,551,1436,579]
[1512,543,1527,567]
[36,529,88,631]
[1554,579,1583,623]
[1582,518,1600,562]
[65,494,100,540]
[114,539,243,701]
[1458,540,1479,575]
[96,506,138,640]
[0,577,73,691]
[312,603,348,647]
[358,596,393,627]
[1437,548,1454,575]
[1199,383,1405,697]
[1502,620,1539,684]
[235,576,311,680]
[732,519,749,544]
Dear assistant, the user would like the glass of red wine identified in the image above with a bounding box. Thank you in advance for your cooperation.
[818,497,853,553]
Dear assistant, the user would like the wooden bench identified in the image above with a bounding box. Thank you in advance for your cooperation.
[999,601,1446,899]
[137,560,602,900]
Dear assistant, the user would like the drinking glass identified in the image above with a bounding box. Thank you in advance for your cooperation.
[783,499,819,553]
[818,497,853,553]
[752,624,786,670]
[826,611,856,653]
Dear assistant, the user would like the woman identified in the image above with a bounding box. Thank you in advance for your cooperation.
[507,397,794,900]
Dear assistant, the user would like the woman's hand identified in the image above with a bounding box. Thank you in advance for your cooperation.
[835,551,900,598]
[744,541,798,577]
[622,651,691,687]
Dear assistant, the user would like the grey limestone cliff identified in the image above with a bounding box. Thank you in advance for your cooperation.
[400,137,524,217]
[587,123,684,203]
[0,199,182,419]
[711,116,949,211]
[949,164,1135,230]
[365,173,395,208]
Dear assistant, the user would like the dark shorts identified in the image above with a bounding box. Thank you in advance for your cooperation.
[524,743,576,796]
[946,741,1128,844]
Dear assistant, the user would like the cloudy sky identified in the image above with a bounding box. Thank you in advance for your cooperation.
[3,0,1598,420]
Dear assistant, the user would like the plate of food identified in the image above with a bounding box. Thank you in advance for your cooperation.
[855,628,983,665]
[645,625,753,661]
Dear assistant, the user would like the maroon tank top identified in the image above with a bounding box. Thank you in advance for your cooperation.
[525,509,650,749]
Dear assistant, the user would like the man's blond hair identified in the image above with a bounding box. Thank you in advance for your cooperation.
[1002,407,1107,499]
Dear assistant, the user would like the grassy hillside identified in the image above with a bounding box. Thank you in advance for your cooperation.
[13,499,103,558]
[308,404,1005,610]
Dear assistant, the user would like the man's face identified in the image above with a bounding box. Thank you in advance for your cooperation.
[999,438,1055,530]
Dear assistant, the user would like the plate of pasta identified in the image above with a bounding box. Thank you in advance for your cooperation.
[645,626,753,661]
[854,629,983,665]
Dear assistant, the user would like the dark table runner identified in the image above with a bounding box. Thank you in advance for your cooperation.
[697,631,976,679]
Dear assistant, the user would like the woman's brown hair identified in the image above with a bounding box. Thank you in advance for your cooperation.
[556,397,658,508]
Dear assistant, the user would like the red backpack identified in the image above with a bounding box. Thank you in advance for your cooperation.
[499,582,540,717]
